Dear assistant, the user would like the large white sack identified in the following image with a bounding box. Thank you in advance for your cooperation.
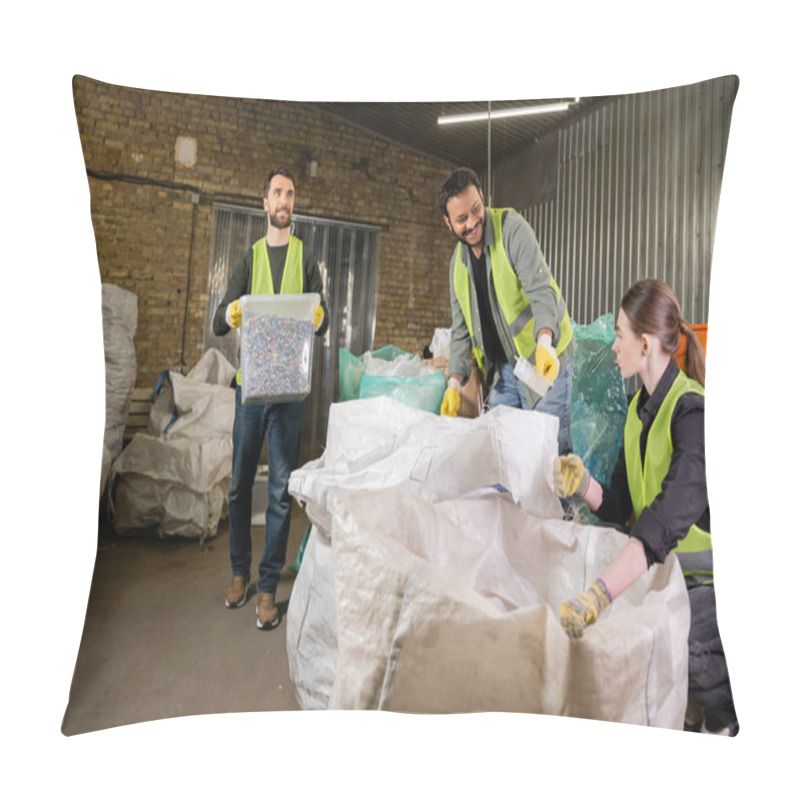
[149,371,235,440]
[287,398,690,728]
[108,434,232,541]
[289,397,562,532]
[285,524,339,710]
[187,347,237,386]
[287,399,563,711]
[148,352,235,441]
[289,398,559,710]
[101,283,138,462]
[327,487,689,726]
[108,350,235,541]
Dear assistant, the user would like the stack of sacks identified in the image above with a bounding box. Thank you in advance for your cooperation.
[107,348,236,542]
[100,284,138,497]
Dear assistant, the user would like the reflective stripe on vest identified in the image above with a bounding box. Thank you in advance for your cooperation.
[236,235,304,385]
[452,254,485,372]
[452,208,573,376]
[624,370,712,577]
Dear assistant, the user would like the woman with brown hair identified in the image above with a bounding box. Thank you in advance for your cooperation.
[553,278,738,735]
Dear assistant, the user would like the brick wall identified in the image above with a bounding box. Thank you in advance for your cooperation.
[73,75,458,388]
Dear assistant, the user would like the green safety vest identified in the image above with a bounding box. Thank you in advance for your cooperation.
[624,370,713,580]
[236,235,304,385]
[452,208,573,376]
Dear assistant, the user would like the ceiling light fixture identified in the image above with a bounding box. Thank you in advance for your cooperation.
[437,99,579,125]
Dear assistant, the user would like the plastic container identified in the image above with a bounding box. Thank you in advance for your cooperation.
[513,356,554,398]
[238,293,320,405]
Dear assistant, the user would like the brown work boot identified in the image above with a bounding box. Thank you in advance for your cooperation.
[256,592,279,629]
[225,574,250,608]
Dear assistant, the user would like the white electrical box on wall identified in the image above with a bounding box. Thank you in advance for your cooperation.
[174,136,197,167]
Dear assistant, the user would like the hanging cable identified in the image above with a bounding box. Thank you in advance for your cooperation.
[178,193,199,374]
[487,100,492,206]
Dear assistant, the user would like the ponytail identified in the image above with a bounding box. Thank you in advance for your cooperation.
[680,319,706,387]
[622,279,706,387]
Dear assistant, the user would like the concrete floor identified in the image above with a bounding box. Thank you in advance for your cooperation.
[61,502,310,736]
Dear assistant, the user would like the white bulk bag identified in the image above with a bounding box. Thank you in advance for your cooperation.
[149,371,235,440]
[289,397,562,532]
[286,398,689,728]
[327,487,688,725]
[101,283,138,493]
[108,350,236,541]
[108,434,232,541]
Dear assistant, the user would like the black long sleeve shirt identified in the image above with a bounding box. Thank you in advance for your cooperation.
[595,359,710,567]
[469,248,506,368]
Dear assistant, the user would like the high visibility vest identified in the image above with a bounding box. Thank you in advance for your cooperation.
[251,235,304,294]
[452,208,572,376]
[235,235,304,385]
[624,370,713,580]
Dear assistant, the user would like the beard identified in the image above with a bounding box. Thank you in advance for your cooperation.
[452,213,484,249]
[268,209,292,229]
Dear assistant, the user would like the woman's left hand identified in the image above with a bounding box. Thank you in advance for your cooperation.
[560,579,613,639]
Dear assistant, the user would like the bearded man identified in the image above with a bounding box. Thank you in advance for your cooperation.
[438,167,575,457]
[213,167,328,630]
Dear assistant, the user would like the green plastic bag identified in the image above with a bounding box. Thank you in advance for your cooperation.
[338,349,365,402]
[570,314,628,487]
[338,346,414,402]
[359,372,447,414]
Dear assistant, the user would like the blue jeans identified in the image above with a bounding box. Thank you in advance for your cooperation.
[228,387,303,594]
[487,359,574,456]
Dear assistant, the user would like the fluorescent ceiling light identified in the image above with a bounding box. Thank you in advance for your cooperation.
[437,99,579,126]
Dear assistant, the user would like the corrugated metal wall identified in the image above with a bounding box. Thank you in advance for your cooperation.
[520,76,738,325]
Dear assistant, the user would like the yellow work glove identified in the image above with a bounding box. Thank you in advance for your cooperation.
[553,454,590,499]
[560,579,613,639]
[314,304,324,332]
[226,299,242,329]
[440,378,461,417]
[535,333,560,382]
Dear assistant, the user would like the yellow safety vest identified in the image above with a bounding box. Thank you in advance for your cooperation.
[624,370,712,580]
[236,235,304,385]
[452,208,572,376]
[251,235,304,294]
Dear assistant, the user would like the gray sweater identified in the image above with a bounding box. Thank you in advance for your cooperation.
[447,208,575,394]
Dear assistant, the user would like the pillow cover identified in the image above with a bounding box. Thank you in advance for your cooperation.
[63,75,739,743]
